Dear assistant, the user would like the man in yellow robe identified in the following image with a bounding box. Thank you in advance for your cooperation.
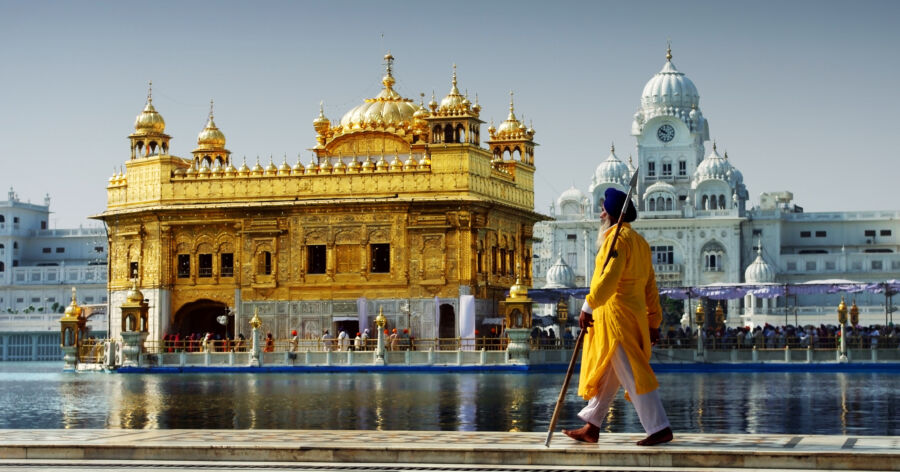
[563,188,673,446]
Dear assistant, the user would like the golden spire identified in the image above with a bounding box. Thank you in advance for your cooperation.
[382,51,395,90]
[507,90,516,120]
[147,80,153,104]
[209,99,214,120]
[451,63,459,94]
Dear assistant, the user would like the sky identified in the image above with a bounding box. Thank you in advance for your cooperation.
[1,0,898,228]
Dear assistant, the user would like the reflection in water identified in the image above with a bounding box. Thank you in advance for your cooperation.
[3,363,899,435]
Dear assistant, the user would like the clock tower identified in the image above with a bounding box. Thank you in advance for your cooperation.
[631,46,709,213]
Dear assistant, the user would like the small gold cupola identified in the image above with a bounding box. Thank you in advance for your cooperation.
[128,81,171,159]
[192,100,231,169]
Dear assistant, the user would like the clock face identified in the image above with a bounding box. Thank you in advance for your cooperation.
[657,124,675,143]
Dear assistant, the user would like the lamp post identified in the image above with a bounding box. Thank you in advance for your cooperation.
[837,296,848,363]
[695,301,705,357]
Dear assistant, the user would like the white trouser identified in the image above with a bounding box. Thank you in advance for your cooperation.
[578,345,670,435]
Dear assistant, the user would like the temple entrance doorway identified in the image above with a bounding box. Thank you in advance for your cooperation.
[438,304,456,341]
[172,299,231,340]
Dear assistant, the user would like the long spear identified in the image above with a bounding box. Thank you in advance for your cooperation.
[544,167,640,447]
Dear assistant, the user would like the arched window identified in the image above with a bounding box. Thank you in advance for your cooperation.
[432,125,442,143]
[719,194,726,209]
[0,243,4,249]
[666,198,673,211]
[710,195,718,210]
[13,242,18,249]
[656,196,664,210]
[0,215,4,222]
[701,195,709,210]
[257,251,272,275]
[649,198,656,211]
[455,124,465,143]
[0,262,4,272]
[443,124,454,143]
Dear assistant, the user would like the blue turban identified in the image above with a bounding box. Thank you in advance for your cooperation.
[603,187,637,223]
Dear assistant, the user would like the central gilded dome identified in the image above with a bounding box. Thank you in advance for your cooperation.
[338,53,422,133]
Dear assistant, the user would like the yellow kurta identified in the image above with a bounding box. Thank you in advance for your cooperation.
[578,223,662,399]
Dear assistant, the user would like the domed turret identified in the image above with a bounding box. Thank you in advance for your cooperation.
[492,92,527,140]
[694,142,739,184]
[745,243,776,283]
[557,186,587,219]
[544,253,576,289]
[129,82,171,159]
[593,144,630,186]
[641,46,700,111]
[334,53,422,136]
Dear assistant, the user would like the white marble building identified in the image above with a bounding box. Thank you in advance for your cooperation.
[533,49,900,327]
[0,188,108,318]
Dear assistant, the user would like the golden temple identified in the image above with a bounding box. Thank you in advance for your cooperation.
[95,54,543,342]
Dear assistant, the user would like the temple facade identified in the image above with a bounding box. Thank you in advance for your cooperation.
[95,55,543,342]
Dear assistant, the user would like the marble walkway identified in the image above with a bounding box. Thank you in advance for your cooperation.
[0,430,897,471]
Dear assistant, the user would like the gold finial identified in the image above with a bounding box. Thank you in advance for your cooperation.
[147,80,153,104]
[70,286,77,304]
[209,99,214,120]
[509,90,515,113]
[375,306,387,328]
[452,63,457,88]
[382,51,395,90]
[249,307,262,330]
[666,40,672,61]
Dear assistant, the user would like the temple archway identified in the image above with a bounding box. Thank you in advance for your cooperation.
[172,299,231,339]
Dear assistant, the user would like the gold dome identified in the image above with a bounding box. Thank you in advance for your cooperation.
[375,155,389,172]
[125,280,145,304]
[333,158,347,173]
[493,92,526,139]
[238,157,251,176]
[313,102,330,133]
[439,65,466,112]
[305,156,319,174]
[347,157,362,173]
[292,157,305,174]
[197,118,226,148]
[361,155,376,172]
[509,277,529,299]
[336,53,422,134]
[403,154,418,171]
[61,287,83,320]
[278,157,292,175]
[264,158,278,175]
[389,153,403,172]
[251,158,264,176]
[133,82,166,134]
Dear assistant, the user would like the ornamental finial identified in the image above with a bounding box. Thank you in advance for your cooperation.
[666,40,672,61]
[208,99,215,121]
[147,81,153,104]
[452,63,457,88]
[611,142,615,153]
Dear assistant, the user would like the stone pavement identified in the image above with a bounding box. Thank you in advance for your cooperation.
[0,430,896,471]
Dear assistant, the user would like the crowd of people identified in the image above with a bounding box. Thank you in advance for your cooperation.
[657,323,900,350]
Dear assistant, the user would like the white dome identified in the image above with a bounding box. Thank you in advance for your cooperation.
[745,247,776,283]
[644,180,677,195]
[545,254,576,288]
[641,57,699,111]
[558,186,586,206]
[694,144,740,185]
[594,146,629,186]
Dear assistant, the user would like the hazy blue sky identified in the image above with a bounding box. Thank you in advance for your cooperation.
[1,0,898,227]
